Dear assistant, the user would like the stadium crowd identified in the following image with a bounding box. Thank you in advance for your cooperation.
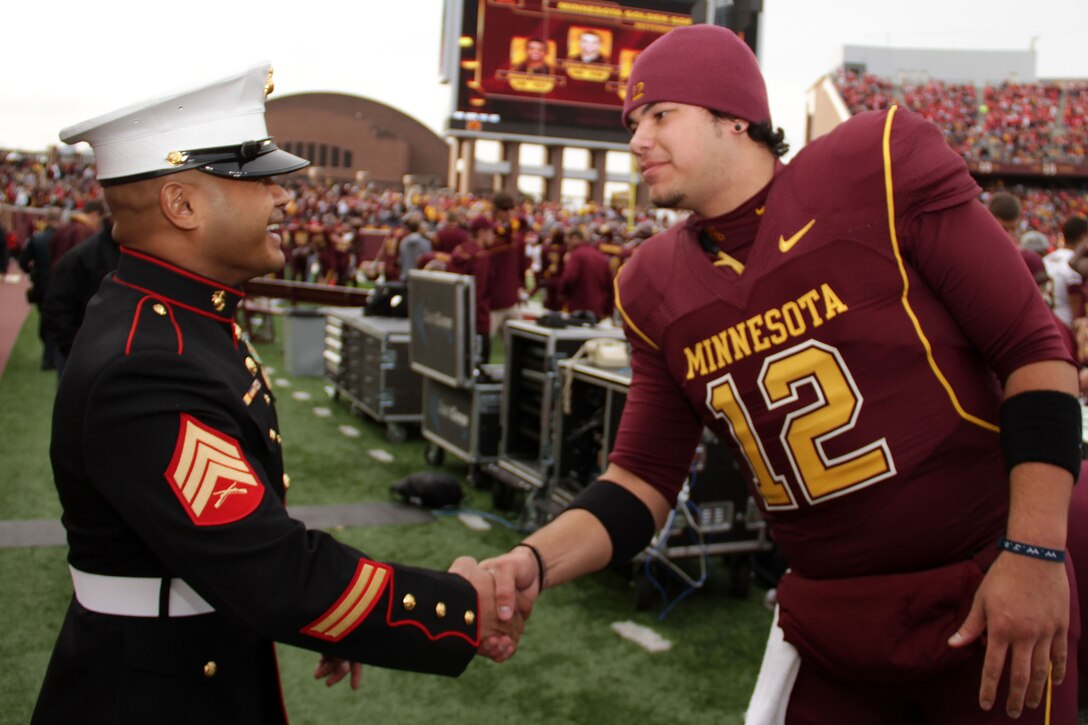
[3,74,1087,316]
[1,155,666,338]
[835,69,1088,167]
[834,69,1088,239]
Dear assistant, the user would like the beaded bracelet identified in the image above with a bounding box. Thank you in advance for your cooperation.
[997,536,1066,563]
[515,542,546,592]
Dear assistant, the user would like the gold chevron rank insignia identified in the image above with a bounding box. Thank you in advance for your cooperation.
[165,414,265,526]
[303,560,391,642]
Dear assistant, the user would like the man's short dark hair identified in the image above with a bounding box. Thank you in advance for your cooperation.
[83,200,107,216]
[988,192,1021,223]
[1061,214,1088,244]
[492,191,516,211]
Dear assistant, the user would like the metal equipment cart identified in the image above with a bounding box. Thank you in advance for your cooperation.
[322,308,422,442]
[485,320,625,510]
[553,359,774,609]
[407,270,504,483]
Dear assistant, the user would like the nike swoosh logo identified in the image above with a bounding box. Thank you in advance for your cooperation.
[778,219,816,253]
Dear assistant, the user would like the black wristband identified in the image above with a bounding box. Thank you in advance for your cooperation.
[515,542,546,592]
[1000,390,1083,479]
[565,480,656,567]
[997,536,1066,563]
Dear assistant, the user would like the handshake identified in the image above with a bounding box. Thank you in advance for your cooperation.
[313,544,545,688]
[449,544,544,663]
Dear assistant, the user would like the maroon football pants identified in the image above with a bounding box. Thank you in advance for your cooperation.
[784,561,1080,724]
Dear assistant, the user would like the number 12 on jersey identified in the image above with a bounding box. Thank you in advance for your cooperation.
[705,340,896,510]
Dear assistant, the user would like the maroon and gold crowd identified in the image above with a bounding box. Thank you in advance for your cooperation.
[5,72,1088,305]
[835,70,1088,166]
[834,70,1088,238]
[1,156,663,328]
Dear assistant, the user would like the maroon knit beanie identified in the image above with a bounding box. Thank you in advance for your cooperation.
[623,24,770,126]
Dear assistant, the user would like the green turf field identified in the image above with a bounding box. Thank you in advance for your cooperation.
[0,309,771,725]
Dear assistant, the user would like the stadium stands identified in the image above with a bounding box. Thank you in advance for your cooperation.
[833,69,1088,238]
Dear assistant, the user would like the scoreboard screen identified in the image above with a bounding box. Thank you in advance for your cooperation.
[448,0,699,143]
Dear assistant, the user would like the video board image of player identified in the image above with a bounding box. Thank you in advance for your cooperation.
[500,36,562,94]
[511,37,557,75]
[450,0,696,143]
[568,28,610,64]
[563,27,615,82]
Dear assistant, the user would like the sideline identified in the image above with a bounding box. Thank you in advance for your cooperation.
[0,272,31,378]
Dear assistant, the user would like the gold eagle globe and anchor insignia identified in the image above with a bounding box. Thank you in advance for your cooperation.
[211,290,227,312]
[166,150,188,166]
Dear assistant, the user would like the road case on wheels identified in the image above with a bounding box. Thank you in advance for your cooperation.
[419,369,504,483]
[322,308,422,442]
[407,270,503,480]
[550,361,631,507]
[552,359,774,609]
[485,320,625,509]
[406,270,479,388]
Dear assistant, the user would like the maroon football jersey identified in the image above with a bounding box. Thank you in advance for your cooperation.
[611,107,1072,579]
[448,239,491,335]
[561,244,614,319]
[488,216,528,309]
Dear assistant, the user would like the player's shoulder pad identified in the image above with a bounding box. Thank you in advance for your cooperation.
[615,225,687,349]
[783,109,891,207]
[883,106,980,216]
[787,107,978,219]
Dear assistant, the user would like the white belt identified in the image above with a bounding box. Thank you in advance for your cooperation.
[70,566,215,618]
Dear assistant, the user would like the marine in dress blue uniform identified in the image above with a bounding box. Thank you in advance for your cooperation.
[33,64,504,725]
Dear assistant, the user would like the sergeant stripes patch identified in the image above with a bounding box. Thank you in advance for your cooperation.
[164,413,265,526]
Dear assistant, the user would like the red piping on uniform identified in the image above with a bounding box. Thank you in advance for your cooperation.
[300,563,480,648]
[125,297,183,355]
[114,278,232,325]
[165,303,183,354]
[383,578,481,648]
[121,247,246,297]
[385,609,481,647]
[124,300,145,355]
